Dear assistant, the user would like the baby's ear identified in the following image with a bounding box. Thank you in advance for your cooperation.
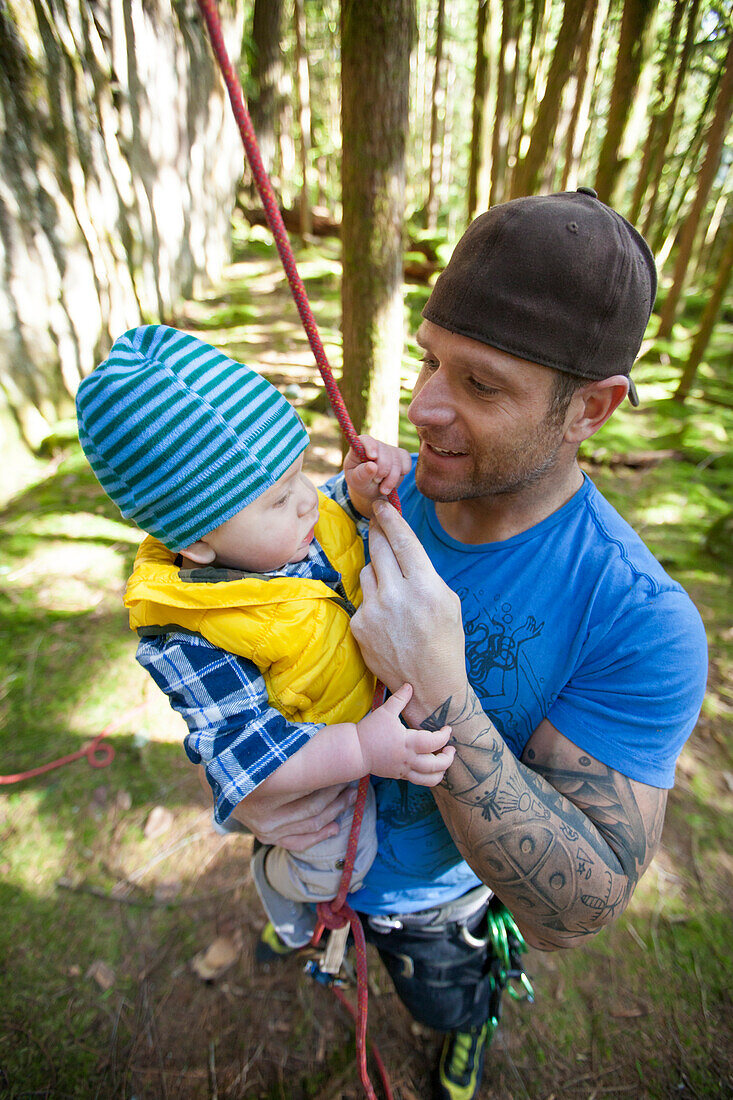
[180,540,217,565]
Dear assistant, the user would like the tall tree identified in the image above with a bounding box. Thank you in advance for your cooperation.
[648,61,722,252]
[656,33,733,340]
[639,0,700,235]
[694,164,732,280]
[426,0,447,229]
[593,0,659,205]
[468,0,491,221]
[248,0,284,179]
[490,0,520,205]
[510,0,589,197]
[560,0,605,190]
[674,217,733,402]
[341,0,414,442]
[627,0,687,225]
[293,0,313,236]
[511,0,547,178]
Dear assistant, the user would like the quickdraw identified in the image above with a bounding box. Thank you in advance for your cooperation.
[484,900,535,1044]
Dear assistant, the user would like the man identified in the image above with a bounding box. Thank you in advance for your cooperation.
[238,189,708,1099]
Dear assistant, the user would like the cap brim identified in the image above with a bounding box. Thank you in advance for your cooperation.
[628,378,639,406]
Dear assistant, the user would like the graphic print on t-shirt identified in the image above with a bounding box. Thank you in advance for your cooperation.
[372,590,549,882]
[458,588,547,758]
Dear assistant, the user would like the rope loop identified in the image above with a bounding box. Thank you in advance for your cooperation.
[86,739,116,769]
[316,900,351,932]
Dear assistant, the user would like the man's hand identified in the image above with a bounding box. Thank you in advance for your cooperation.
[231,783,357,852]
[343,436,412,518]
[356,683,454,785]
[351,501,468,724]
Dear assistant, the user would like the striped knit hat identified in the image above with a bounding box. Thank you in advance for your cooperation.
[75,325,309,551]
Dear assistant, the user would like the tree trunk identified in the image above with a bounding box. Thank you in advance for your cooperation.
[504,0,526,188]
[560,0,604,190]
[468,0,491,221]
[656,35,733,339]
[293,0,312,236]
[0,0,243,460]
[649,64,720,254]
[582,0,618,164]
[248,0,284,179]
[549,0,598,190]
[443,57,459,232]
[627,0,686,225]
[693,166,731,281]
[512,0,546,179]
[510,0,589,197]
[490,0,519,206]
[640,0,700,237]
[674,218,733,402]
[341,0,414,443]
[426,0,447,230]
[593,0,659,206]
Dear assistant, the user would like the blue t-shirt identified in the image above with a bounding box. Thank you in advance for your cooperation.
[354,464,707,914]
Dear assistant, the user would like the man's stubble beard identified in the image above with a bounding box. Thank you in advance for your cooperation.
[415,412,568,504]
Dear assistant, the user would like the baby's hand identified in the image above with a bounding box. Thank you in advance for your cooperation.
[343,435,412,517]
[355,684,454,786]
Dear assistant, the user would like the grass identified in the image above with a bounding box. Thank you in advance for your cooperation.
[0,232,731,1097]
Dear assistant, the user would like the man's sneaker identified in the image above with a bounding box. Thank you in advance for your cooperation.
[255,920,296,963]
[433,1019,494,1100]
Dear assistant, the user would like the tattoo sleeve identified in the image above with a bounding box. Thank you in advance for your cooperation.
[424,685,667,949]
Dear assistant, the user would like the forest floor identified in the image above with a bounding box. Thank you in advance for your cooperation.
[1,227,732,1099]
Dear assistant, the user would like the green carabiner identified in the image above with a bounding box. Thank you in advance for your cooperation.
[507,972,535,1002]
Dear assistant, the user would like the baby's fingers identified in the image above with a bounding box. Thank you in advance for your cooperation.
[407,726,453,754]
[404,747,455,786]
[407,745,455,773]
[378,454,405,496]
[348,459,380,489]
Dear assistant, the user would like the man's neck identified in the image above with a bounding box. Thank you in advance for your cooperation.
[433,461,584,545]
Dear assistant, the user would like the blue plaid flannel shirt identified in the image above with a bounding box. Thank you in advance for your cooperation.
[136,474,368,824]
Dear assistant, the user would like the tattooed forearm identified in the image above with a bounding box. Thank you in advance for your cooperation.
[421,683,485,731]
[422,688,667,949]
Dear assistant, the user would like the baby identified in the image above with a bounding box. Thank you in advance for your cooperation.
[75,324,453,947]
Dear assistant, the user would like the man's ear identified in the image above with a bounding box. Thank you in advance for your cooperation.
[564,376,629,444]
[179,540,217,565]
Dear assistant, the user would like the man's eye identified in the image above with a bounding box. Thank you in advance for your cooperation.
[470,378,498,395]
[419,355,439,371]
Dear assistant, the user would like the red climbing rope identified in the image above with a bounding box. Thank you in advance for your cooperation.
[0,706,152,784]
[195,3,398,1096]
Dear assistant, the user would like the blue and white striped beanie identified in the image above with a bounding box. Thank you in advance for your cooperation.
[75,325,309,551]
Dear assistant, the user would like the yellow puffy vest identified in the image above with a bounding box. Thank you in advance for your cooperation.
[124,492,375,725]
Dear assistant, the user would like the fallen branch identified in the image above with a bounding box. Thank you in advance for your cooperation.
[56,876,243,907]
[582,449,683,469]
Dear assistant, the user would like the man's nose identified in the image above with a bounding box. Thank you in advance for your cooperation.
[408,371,455,427]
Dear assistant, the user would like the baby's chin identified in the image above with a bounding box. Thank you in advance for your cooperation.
[286,545,311,565]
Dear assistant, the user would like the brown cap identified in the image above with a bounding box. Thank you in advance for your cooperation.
[422,189,657,405]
